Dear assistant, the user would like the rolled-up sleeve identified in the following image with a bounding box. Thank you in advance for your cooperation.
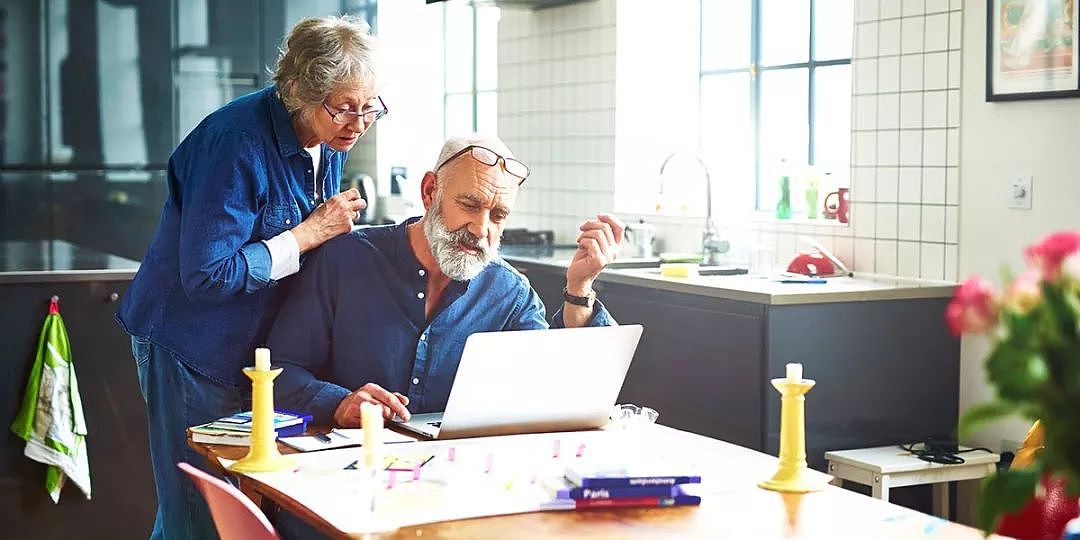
[176,129,276,302]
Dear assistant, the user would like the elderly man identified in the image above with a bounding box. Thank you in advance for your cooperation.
[270,134,623,425]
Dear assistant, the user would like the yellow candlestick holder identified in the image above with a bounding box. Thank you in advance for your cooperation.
[229,367,294,473]
[759,377,827,493]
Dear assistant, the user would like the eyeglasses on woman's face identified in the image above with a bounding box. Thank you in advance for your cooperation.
[322,95,388,126]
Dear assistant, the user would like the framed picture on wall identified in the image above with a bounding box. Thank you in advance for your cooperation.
[987,0,1080,101]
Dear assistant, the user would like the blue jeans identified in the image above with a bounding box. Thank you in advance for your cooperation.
[132,336,248,540]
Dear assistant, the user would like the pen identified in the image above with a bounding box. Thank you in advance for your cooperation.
[779,278,827,284]
[313,431,332,443]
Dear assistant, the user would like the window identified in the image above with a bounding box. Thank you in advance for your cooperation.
[444,4,499,137]
[699,0,853,214]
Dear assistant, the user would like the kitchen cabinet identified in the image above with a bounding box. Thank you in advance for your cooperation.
[507,258,960,472]
[0,243,153,538]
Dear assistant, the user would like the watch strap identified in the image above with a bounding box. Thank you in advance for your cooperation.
[562,287,596,307]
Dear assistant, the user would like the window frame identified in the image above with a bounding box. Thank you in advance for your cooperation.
[443,4,497,136]
[698,0,851,212]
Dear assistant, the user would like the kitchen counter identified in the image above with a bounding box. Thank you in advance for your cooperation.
[0,240,140,283]
[499,246,955,305]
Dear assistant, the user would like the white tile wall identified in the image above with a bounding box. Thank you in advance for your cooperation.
[497,1,617,244]
[498,0,961,280]
[848,0,960,279]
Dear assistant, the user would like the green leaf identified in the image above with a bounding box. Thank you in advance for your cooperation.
[959,401,1017,439]
[976,468,1041,533]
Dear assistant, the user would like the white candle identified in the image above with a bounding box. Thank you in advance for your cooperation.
[361,402,383,468]
[255,348,271,371]
[786,363,803,382]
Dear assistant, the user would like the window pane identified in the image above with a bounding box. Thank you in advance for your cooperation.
[701,0,751,71]
[813,64,851,175]
[760,0,810,66]
[758,68,809,210]
[477,91,498,135]
[700,73,753,214]
[445,5,474,94]
[476,7,500,91]
[445,93,473,137]
[815,0,854,60]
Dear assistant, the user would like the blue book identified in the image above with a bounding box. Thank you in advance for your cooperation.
[564,460,701,489]
[544,477,681,500]
[206,409,312,433]
[189,419,309,446]
[543,485,702,510]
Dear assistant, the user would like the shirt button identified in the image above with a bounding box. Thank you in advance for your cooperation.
[419,334,427,341]
[418,269,426,277]
[417,292,425,299]
[412,377,420,385]
[285,219,291,225]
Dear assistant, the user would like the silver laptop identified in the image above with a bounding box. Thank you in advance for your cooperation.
[393,324,643,440]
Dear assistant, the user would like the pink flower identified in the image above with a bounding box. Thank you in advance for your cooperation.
[946,275,999,336]
[1003,269,1042,314]
[1024,231,1080,280]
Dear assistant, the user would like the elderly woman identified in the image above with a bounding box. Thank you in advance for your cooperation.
[116,15,383,539]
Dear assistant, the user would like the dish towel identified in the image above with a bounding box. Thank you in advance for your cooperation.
[10,296,91,503]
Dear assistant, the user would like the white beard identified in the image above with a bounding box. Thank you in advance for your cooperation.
[423,198,500,281]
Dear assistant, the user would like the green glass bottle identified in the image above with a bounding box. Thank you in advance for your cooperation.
[776,160,792,219]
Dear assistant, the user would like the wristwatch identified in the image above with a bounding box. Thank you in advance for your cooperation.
[562,287,597,308]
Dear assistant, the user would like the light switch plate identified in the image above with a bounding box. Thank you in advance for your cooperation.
[1009,175,1033,210]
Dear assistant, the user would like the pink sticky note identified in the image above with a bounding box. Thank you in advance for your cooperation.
[576,443,586,458]
[484,453,494,474]
[552,439,561,458]
[387,470,396,489]
[448,447,457,462]
[412,464,422,481]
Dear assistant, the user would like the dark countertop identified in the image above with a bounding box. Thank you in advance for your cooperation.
[0,240,140,283]
[499,246,956,305]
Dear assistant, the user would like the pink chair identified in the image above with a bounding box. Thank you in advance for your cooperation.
[177,462,280,540]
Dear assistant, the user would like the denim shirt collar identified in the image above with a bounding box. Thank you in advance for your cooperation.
[391,216,470,303]
[267,86,305,157]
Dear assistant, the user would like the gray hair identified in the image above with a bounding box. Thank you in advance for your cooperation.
[272,15,379,116]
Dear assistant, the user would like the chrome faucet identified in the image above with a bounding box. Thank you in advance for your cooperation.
[658,152,728,266]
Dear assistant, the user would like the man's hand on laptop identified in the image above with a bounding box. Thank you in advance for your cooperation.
[333,383,411,426]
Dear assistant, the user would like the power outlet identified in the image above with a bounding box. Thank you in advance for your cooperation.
[1009,176,1033,210]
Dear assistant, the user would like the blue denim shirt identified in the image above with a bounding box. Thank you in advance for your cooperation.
[270,218,615,424]
[117,86,346,387]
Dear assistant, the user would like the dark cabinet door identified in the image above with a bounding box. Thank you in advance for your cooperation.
[599,283,766,450]
[0,280,155,539]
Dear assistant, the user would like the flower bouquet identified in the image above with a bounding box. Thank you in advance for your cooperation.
[949,231,1080,536]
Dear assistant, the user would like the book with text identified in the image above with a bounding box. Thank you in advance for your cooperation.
[189,421,308,446]
[564,459,701,489]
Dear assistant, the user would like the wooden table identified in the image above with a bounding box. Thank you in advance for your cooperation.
[190,426,999,539]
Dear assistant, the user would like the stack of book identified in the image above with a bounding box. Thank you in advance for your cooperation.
[545,460,703,509]
[188,409,311,446]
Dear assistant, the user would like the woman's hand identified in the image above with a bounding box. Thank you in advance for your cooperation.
[292,188,366,253]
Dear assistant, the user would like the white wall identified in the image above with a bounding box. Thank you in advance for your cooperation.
[956,0,1080,521]
[954,0,1080,522]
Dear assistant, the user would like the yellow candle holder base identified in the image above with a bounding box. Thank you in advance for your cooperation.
[229,452,294,474]
[227,367,294,474]
[758,473,827,494]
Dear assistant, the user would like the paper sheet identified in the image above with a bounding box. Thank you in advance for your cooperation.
[278,428,414,452]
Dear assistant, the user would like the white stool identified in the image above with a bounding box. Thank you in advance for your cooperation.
[825,445,1000,518]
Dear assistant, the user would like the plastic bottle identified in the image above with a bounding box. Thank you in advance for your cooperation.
[776,159,792,220]
[805,168,820,219]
